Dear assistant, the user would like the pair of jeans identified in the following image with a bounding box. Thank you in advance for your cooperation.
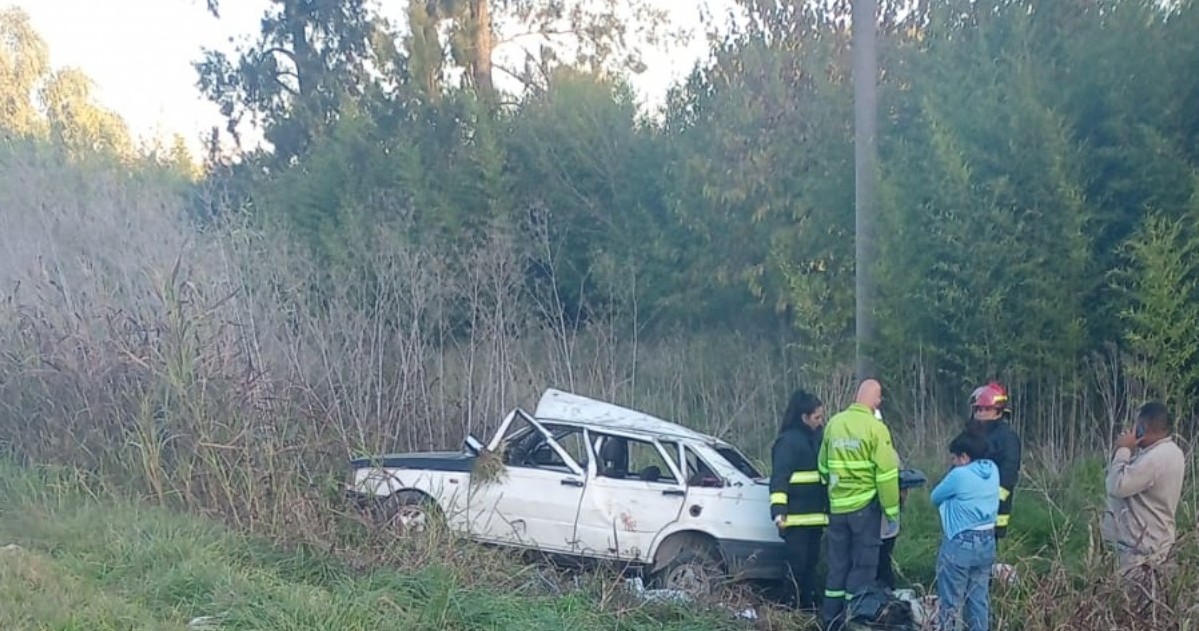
[936,528,995,631]
[821,501,882,630]
[783,525,824,609]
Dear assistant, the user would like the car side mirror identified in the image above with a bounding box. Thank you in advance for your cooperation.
[463,434,484,455]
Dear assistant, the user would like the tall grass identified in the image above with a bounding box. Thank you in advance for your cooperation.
[2,143,1199,629]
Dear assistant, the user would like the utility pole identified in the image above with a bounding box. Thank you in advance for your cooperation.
[852,0,877,380]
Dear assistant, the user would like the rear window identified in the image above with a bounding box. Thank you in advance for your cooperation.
[714,446,763,480]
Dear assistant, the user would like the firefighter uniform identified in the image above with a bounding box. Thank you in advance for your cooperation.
[968,382,1022,540]
[769,421,828,609]
[976,417,1021,538]
[817,402,901,629]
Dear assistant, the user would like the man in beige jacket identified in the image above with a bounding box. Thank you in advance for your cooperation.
[1101,401,1186,576]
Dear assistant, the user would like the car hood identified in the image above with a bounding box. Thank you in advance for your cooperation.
[349,450,476,473]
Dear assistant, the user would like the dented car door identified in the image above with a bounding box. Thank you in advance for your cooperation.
[468,409,586,553]
[572,429,686,563]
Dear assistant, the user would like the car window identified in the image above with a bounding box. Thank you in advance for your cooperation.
[591,433,679,485]
[499,416,579,474]
[714,445,763,480]
[541,423,589,469]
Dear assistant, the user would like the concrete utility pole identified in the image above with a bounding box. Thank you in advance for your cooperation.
[852,0,878,380]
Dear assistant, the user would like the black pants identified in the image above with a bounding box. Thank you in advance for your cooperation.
[878,535,897,589]
[822,501,882,630]
[783,525,824,609]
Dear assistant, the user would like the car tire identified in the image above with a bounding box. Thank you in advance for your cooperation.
[376,490,444,536]
[649,545,725,597]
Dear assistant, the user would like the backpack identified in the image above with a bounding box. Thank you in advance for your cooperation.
[848,585,917,630]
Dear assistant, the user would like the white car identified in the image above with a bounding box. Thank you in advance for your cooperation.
[344,388,786,593]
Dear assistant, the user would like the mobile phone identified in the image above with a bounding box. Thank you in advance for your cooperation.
[1135,422,1146,439]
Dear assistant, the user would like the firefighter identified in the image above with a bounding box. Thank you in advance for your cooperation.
[818,379,901,630]
[967,381,1022,541]
[769,388,828,611]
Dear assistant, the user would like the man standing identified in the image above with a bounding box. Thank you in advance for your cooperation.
[769,389,828,612]
[967,382,1021,541]
[1101,401,1185,579]
[818,379,901,630]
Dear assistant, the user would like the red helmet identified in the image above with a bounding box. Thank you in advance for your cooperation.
[970,382,1009,411]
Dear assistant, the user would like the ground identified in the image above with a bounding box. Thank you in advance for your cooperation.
[0,463,750,631]
[0,455,1185,630]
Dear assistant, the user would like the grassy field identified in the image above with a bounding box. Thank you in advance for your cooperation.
[1,451,1193,631]
[0,463,757,631]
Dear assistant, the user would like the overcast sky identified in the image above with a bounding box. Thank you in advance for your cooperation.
[11,0,736,157]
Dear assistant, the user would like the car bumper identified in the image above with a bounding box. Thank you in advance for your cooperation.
[718,538,787,580]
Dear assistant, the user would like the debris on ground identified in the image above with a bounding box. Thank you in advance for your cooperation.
[187,614,226,630]
[993,562,1018,585]
[1,543,21,552]
[622,577,759,620]
[623,577,690,603]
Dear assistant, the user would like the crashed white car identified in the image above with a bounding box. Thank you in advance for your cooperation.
[345,388,785,592]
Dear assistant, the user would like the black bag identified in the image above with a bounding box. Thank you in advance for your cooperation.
[848,585,917,630]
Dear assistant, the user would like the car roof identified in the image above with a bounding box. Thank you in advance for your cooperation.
[532,388,725,445]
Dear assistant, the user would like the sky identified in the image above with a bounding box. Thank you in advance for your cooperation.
[10,0,737,158]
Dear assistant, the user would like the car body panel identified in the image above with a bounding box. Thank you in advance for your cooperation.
[345,388,789,581]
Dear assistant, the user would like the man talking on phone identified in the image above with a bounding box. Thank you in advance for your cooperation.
[1101,401,1186,582]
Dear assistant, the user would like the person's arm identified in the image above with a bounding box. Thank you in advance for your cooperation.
[818,429,829,485]
[769,435,796,521]
[930,468,960,507]
[1106,447,1158,499]
[872,422,901,519]
[997,428,1021,503]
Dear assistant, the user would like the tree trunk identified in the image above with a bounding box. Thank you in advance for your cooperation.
[470,0,494,98]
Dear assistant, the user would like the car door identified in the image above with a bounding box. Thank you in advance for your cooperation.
[572,429,687,563]
[468,410,586,553]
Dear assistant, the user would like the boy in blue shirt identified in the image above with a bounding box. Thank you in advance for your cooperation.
[931,431,1000,631]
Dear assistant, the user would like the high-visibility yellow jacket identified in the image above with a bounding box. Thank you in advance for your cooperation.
[818,403,901,518]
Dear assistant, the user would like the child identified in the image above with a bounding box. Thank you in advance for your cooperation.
[930,431,1000,631]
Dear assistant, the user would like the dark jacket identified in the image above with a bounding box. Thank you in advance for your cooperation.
[972,418,1022,537]
[769,423,829,528]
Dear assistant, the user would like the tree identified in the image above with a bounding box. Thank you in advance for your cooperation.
[195,0,403,161]
[40,68,132,158]
[1114,197,1199,412]
[0,7,50,138]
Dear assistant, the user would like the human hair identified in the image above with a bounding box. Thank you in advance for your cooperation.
[1137,401,1172,434]
[949,431,989,461]
[780,388,823,432]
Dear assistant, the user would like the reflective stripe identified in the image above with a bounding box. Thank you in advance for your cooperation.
[770,492,788,505]
[997,514,1010,527]
[825,589,847,599]
[784,513,829,527]
[999,486,1011,501]
[790,470,821,484]
[875,468,899,483]
[829,488,877,509]
[826,459,875,471]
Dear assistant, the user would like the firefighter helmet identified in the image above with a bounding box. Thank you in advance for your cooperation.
[970,382,1009,412]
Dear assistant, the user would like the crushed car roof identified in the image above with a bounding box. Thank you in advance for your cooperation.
[533,388,722,444]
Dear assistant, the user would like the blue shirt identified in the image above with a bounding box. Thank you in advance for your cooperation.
[930,459,1000,540]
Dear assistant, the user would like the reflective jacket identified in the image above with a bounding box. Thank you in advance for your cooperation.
[973,418,1021,536]
[769,423,828,528]
[818,403,901,518]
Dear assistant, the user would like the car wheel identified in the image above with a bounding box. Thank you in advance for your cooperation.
[651,546,725,597]
[377,490,443,536]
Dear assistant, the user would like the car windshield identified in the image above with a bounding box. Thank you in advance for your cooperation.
[713,445,763,480]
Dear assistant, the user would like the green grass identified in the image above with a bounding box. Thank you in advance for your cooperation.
[0,455,1193,631]
[0,463,743,631]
